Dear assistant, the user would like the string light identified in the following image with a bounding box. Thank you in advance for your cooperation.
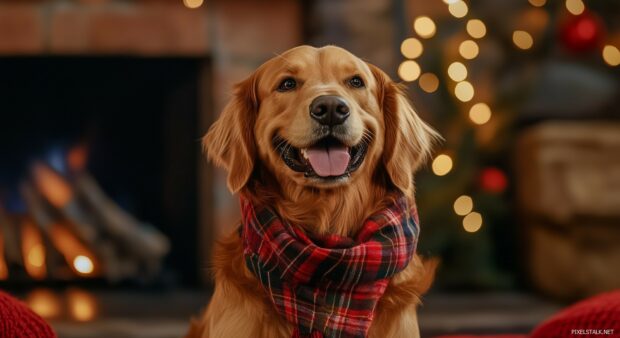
[459,40,479,59]
[466,19,487,39]
[432,154,453,176]
[453,195,474,216]
[469,103,492,125]
[448,1,469,18]
[419,73,440,93]
[602,45,620,66]
[463,212,483,232]
[414,16,436,39]
[528,0,546,7]
[448,62,468,81]
[401,38,424,59]
[455,81,475,102]
[513,30,534,50]
[183,0,203,9]
[565,0,585,15]
[398,60,421,82]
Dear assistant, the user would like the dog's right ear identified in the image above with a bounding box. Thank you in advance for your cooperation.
[203,73,259,193]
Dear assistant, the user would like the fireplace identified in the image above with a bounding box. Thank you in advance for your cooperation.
[0,57,207,286]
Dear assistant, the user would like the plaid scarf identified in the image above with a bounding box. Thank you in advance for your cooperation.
[240,194,419,338]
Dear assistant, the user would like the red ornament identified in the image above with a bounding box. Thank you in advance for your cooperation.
[479,167,508,194]
[559,12,605,53]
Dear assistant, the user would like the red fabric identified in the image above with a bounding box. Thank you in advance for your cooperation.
[531,290,620,338]
[241,194,418,338]
[434,336,527,338]
[0,291,57,338]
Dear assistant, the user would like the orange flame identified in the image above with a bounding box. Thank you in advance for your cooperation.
[21,219,47,280]
[0,230,8,280]
[67,144,89,173]
[32,163,73,207]
[48,223,98,277]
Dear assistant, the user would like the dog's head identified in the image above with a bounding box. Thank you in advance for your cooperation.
[204,45,437,197]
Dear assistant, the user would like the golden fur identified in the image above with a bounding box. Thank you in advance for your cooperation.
[188,45,439,338]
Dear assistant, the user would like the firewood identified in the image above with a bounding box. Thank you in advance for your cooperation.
[0,207,22,266]
[74,173,170,261]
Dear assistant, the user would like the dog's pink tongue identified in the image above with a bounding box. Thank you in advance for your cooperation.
[306,146,350,177]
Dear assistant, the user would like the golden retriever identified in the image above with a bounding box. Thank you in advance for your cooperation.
[188,45,439,338]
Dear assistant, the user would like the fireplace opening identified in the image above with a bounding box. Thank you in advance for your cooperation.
[0,57,205,287]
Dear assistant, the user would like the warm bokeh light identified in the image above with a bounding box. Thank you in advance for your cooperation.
[448,1,469,18]
[67,144,89,172]
[73,255,95,275]
[68,289,97,322]
[32,163,73,207]
[469,103,492,125]
[0,231,7,280]
[26,289,61,319]
[513,30,534,50]
[49,223,98,277]
[432,154,453,176]
[466,19,487,39]
[453,195,474,216]
[602,45,620,66]
[398,60,421,82]
[447,62,468,81]
[455,81,475,102]
[183,0,203,9]
[442,0,460,4]
[463,212,483,232]
[413,16,436,39]
[22,220,47,280]
[528,0,546,7]
[419,73,440,93]
[565,0,585,15]
[401,38,424,59]
[459,40,479,59]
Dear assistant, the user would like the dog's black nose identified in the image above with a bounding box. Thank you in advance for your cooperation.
[309,95,350,126]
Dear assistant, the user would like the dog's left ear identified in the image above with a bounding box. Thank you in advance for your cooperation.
[203,73,259,193]
[369,64,440,195]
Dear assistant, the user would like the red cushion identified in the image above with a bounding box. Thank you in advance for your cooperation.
[434,335,528,338]
[0,290,57,338]
[531,290,620,338]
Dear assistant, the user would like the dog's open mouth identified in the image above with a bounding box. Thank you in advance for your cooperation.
[274,136,368,179]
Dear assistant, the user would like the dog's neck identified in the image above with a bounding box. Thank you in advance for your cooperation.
[249,168,395,237]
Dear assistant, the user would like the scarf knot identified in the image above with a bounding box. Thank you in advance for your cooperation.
[241,195,419,338]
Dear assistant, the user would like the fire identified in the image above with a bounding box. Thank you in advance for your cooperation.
[67,144,89,172]
[67,288,97,322]
[49,223,98,277]
[21,219,47,280]
[32,162,73,207]
[0,230,8,280]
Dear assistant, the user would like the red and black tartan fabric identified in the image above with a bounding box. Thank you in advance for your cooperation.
[240,194,419,338]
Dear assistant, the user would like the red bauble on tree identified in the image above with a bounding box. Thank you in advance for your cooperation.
[559,12,605,53]
[479,167,508,194]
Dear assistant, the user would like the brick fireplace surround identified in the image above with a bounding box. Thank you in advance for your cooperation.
[0,0,302,284]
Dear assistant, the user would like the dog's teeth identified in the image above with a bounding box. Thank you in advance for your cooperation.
[301,148,308,160]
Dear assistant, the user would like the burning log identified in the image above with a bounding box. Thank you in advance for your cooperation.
[0,225,8,280]
[0,206,22,268]
[48,223,99,277]
[21,218,47,280]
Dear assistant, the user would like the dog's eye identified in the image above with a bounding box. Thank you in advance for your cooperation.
[348,76,365,88]
[277,78,297,92]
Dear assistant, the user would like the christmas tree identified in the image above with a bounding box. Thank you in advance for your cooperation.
[399,0,620,289]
